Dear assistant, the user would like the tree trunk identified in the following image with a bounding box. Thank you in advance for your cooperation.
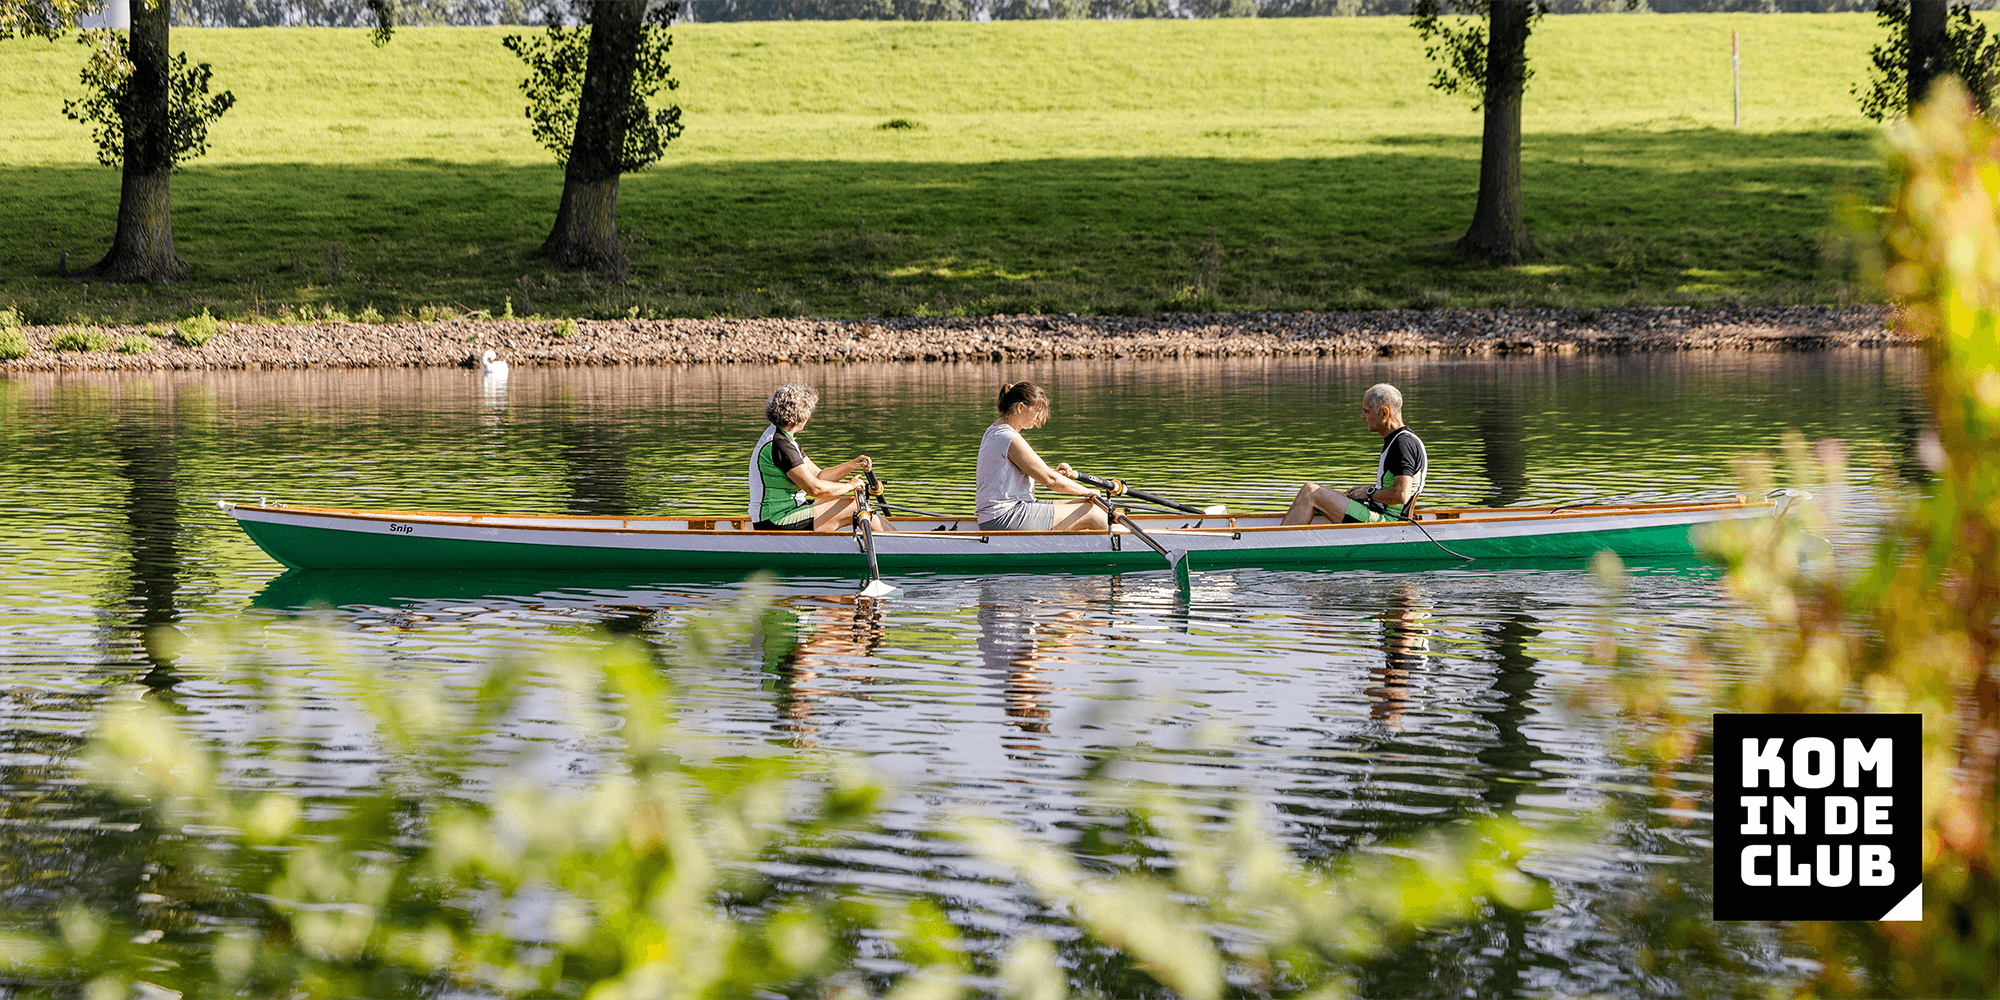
[1907,0,1949,112]
[540,0,645,275]
[1456,0,1532,264]
[89,0,187,283]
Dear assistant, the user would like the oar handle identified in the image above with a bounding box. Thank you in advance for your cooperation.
[864,469,884,497]
[1074,471,1140,499]
[1074,471,1205,516]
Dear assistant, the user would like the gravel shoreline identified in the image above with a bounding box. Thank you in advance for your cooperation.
[0,305,1909,373]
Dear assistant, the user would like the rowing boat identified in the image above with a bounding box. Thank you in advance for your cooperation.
[216,495,1795,573]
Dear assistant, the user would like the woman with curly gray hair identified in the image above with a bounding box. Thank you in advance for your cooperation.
[749,383,879,531]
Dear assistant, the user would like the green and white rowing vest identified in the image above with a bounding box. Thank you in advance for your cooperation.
[748,425,814,525]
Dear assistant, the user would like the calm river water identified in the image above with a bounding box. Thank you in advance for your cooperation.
[0,350,1930,997]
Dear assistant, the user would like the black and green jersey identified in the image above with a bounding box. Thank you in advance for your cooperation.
[1375,426,1427,517]
[748,425,815,526]
[1342,426,1428,523]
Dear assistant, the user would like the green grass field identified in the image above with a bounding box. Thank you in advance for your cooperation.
[0,14,1918,324]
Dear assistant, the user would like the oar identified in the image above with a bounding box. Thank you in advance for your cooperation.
[1087,493,1193,593]
[1071,472,1227,517]
[854,470,900,599]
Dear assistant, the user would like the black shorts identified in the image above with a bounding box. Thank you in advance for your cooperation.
[754,518,815,531]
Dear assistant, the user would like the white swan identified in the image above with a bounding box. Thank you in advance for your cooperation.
[480,349,510,377]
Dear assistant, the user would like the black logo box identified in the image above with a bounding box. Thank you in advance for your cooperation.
[1712,714,1922,922]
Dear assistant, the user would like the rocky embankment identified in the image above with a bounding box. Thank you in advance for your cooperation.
[0,305,1908,373]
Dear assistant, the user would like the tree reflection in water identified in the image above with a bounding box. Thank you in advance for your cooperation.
[113,384,185,693]
[1359,596,1558,998]
[1465,610,1548,998]
[0,380,195,959]
[555,399,636,519]
[1470,385,1529,508]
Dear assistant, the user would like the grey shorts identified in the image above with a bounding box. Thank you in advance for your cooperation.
[979,501,1056,532]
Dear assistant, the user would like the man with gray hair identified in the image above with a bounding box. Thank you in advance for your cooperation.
[1280,382,1428,526]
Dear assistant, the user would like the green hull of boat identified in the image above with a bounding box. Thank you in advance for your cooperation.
[238,516,1709,573]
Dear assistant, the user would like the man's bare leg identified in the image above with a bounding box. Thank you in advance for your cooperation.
[1282,483,1318,526]
[1281,483,1348,526]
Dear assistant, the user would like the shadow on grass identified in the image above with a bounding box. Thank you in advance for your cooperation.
[0,127,1880,324]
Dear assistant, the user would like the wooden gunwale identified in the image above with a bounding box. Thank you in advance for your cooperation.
[1221,500,1762,532]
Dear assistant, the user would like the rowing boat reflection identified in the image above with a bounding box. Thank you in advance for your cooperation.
[246,561,1716,771]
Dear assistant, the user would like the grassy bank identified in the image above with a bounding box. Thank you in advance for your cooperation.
[0,15,1904,323]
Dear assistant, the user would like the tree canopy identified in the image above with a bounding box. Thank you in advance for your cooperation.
[0,0,107,38]
[63,27,235,170]
[1855,0,2000,120]
[70,0,1904,24]
[502,6,682,172]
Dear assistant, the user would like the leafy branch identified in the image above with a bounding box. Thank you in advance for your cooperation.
[1412,0,1498,109]
[502,3,684,172]
[1853,0,2000,122]
[60,27,236,170]
[0,0,102,40]
[1409,0,1551,111]
[1595,80,2000,997]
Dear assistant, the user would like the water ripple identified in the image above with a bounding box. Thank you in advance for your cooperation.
[0,353,1928,998]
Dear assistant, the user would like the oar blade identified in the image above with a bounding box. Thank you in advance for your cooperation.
[860,579,902,599]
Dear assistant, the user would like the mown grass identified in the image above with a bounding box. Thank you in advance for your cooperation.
[0,14,1913,323]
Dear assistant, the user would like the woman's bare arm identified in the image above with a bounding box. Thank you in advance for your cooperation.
[784,457,863,499]
[1006,436,1094,497]
[818,454,873,482]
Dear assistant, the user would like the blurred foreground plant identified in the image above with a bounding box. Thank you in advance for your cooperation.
[2,630,944,1000]
[0,596,1547,999]
[963,794,1546,1000]
[1600,79,1999,999]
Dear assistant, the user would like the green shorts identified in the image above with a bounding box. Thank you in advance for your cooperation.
[1341,497,1399,524]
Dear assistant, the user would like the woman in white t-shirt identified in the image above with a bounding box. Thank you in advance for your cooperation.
[975,381,1108,532]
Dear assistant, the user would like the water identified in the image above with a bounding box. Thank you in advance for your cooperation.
[0,350,1929,997]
